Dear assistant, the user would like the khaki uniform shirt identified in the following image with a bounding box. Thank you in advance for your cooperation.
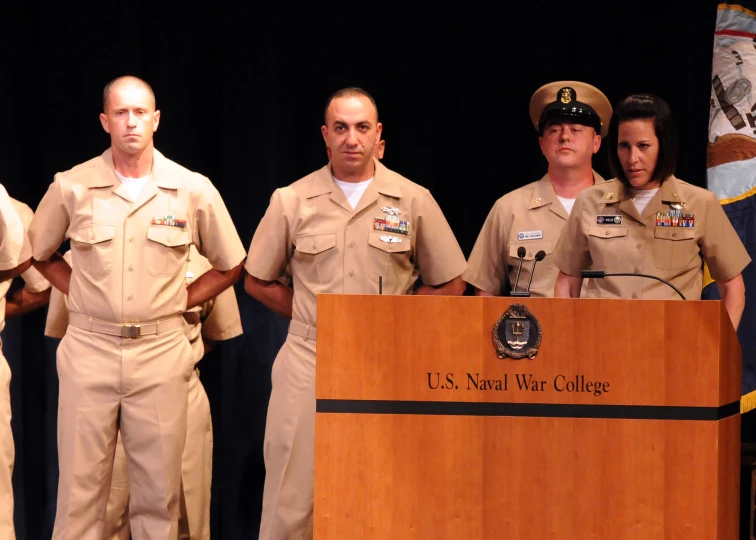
[245,160,467,327]
[464,171,604,297]
[29,148,246,323]
[0,198,51,333]
[553,176,751,299]
[45,247,243,363]
[0,189,32,334]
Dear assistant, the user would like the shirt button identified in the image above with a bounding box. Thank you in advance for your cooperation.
[671,233,677,238]
[348,270,354,276]
[349,241,355,247]
[127,294,133,300]
[636,244,642,249]
[604,231,610,236]
[633,268,640,273]
[129,236,134,242]
[631,292,638,299]
[128,265,134,271]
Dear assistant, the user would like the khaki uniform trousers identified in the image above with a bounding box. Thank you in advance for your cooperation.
[53,324,193,540]
[0,350,15,540]
[104,368,213,540]
[259,326,316,540]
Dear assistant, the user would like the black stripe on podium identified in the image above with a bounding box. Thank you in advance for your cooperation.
[316,399,741,421]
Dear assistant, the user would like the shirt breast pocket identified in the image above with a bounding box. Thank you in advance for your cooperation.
[587,225,629,271]
[367,232,412,284]
[146,226,190,278]
[70,225,116,275]
[293,233,338,284]
[653,227,698,271]
[507,240,553,265]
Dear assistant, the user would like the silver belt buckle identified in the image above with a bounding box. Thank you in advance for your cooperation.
[121,324,141,339]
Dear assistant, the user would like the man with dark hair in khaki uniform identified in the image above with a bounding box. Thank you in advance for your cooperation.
[28,75,246,540]
[0,187,34,540]
[44,245,242,540]
[245,87,467,540]
[465,81,612,297]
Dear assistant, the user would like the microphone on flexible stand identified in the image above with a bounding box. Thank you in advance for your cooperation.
[510,246,527,295]
[580,270,686,300]
[511,250,546,297]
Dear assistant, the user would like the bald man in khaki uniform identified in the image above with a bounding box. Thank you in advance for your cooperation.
[245,87,467,540]
[465,81,612,297]
[29,76,246,540]
[44,246,241,540]
[0,186,33,540]
[553,175,751,302]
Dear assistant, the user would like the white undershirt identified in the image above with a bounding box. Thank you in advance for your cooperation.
[556,196,576,214]
[334,177,373,209]
[629,187,659,213]
[115,170,151,201]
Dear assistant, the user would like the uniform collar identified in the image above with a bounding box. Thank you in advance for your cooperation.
[305,159,402,199]
[530,170,604,214]
[93,148,180,190]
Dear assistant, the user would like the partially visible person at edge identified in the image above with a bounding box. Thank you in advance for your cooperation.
[553,93,749,330]
[465,80,611,297]
[0,186,33,540]
[244,86,467,539]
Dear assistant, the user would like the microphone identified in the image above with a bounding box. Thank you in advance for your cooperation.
[511,246,526,294]
[580,270,686,300]
[511,250,546,297]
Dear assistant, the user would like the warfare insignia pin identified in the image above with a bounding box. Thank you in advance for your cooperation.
[605,192,614,200]
[492,303,542,360]
[380,206,402,216]
[379,235,401,244]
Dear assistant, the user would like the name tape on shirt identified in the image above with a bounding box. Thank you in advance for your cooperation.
[596,215,623,225]
[517,230,543,240]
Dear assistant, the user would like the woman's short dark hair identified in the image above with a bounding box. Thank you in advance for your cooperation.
[607,94,678,187]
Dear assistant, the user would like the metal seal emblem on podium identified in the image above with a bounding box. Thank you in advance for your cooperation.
[492,303,542,360]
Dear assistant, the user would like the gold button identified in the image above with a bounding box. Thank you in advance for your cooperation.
[534,197,541,204]
[129,236,134,242]
[348,270,354,276]
[127,294,133,300]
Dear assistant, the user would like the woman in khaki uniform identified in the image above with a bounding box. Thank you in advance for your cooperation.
[245,87,468,540]
[553,93,750,329]
[44,246,242,540]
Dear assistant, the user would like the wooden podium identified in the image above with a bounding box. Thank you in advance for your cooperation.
[314,295,742,539]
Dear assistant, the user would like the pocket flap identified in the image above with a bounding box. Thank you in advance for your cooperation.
[294,233,337,255]
[508,240,552,261]
[654,227,696,241]
[588,225,628,239]
[368,232,411,253]
[147,226,190,247]
[71,224,116,245]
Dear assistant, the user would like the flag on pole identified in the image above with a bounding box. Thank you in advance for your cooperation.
[707,2,756,412]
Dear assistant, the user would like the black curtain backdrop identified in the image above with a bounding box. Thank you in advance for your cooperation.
[0,3,719,538]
